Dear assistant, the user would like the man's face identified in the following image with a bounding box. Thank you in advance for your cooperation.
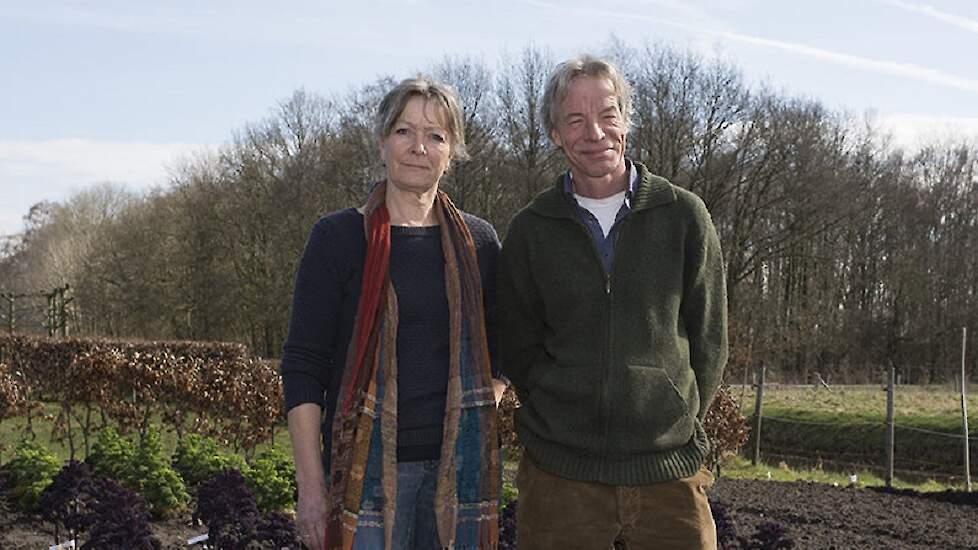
[550,76,627,180]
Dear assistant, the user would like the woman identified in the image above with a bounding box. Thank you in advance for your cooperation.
[280,77,506,550]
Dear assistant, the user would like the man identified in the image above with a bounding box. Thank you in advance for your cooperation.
[498,55,728,549]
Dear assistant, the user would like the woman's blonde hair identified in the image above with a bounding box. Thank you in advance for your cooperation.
[374,76,469,161]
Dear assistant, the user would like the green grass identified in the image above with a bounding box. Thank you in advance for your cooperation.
[495,454,960,495]
[719,455,956,492]
[733,384,978,424]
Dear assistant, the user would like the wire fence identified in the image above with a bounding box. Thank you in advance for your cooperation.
[756,415,978,476]
[748,358,974,488]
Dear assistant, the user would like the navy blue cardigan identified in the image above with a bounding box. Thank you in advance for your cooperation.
[280,207,499,463]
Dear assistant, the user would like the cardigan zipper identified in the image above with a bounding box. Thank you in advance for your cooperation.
[600,215,629,452]
[568,215,614,455]
[568,199,633,457]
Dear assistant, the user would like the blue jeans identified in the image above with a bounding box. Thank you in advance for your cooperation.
[352,459,441,550]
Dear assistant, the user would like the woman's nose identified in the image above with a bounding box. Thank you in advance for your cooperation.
[410,133,427,154]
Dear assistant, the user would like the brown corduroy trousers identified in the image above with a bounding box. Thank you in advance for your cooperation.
[515,456,717,550]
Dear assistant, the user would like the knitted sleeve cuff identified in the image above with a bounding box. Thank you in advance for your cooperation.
[281,371,326,413]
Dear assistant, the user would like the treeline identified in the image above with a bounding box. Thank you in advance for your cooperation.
[1,43,975,384]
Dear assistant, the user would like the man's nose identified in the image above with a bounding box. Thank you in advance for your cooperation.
[584,120,605,141]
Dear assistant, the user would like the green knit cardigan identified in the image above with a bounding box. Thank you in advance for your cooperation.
[498,161,728,485]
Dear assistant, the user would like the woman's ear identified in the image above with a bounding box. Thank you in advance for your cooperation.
[550,128,563,149]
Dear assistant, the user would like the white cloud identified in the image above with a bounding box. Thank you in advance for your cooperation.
[2,3,370,50]
[0,139,206,186]
[0,139,211,237]
[877,113,978,149]
[2,4,205,37]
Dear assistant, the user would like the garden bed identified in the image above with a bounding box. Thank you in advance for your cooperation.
[711,478,978,549]
[3,478,976,549]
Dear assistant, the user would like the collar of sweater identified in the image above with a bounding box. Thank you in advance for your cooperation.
[529,160,677,220]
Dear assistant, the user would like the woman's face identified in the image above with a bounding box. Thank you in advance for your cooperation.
[380,95,452,195]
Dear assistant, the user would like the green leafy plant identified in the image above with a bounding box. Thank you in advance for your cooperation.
[243,446,295,513]
[6,440,60,511]
[126,428,189,518]
[172,433,246,490]
[501,481,518,507]
[87,426,189,518]
[86,426,135,482]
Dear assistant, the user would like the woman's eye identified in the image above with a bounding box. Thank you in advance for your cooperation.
[395,128,410,135]
[430,133,446,143]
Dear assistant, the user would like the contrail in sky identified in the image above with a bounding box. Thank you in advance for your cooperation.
[875,0,978,35]
[714,30,978,94]
[517,0,978,94]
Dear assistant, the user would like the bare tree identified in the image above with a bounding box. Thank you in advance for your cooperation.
[495,45,562,219]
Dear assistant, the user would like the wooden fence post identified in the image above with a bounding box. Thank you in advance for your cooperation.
[57,285,69,338]
[962,327,971,492]
[885,366,895,488]
[46,291,54,337]
[3,293,13,334]
[751,365,765,466]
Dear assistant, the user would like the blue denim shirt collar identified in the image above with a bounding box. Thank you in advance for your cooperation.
[561,159,639,207]
[562,160,638,274]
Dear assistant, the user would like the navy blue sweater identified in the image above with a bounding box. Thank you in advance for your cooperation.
[280,207,500,463]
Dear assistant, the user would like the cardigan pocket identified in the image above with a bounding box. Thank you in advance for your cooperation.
[611,365,695,453]
[518,363,604,452]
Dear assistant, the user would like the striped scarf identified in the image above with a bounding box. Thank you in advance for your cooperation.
[324,183,500,549]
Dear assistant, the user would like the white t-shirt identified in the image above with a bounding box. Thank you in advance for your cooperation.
[573,191,627,237]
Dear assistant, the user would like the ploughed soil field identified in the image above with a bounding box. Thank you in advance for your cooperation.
[711,478,978,549]
[1,478,977,549]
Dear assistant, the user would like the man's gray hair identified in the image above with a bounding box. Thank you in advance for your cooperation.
[374,76,469,162]
[541,55,633,139]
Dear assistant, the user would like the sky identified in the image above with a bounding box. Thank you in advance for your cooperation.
[3,0,978,238]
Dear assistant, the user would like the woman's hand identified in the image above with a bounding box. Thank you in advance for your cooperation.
[288,403,329,549]
[492,377,508,407]
[296,483,328,550]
